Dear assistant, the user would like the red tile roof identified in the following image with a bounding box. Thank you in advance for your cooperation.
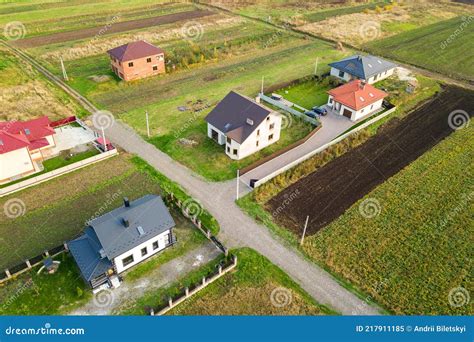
[107,40,164,62]
[328,80,387,111]
[0,116,55,154]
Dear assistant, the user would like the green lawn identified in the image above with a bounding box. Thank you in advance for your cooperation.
[271,78,331,110]
[118,248,336,315]
[369,16,474,82]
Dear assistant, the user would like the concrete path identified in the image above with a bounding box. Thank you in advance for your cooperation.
[70,242,221,315]
[241,112,353,186]
[105,120,381,315]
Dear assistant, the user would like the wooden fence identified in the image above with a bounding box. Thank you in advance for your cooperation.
[148,255,238,316]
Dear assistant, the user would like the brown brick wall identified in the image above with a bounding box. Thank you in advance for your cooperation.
[110,53,165,81]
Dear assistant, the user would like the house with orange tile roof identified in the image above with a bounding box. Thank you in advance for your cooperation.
[107,40,165,81]
[327,80,388,121]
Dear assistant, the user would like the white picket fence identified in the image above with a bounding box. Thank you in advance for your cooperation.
[253,106,397,188]
[0,149,118,197]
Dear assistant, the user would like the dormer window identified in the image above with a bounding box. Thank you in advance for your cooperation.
[359,96,365,102]
[369,92,374,97]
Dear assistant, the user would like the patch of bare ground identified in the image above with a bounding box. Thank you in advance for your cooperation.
[13,9,215,48]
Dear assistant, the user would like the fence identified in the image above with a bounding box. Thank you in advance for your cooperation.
[258,93,319,126]
[50,116,77,128]
[149,255,238,316]
[0,149,118,197]
[0,244,68,284]
[253,106,397,188]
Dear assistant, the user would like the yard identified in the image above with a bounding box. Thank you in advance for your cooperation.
[118,248,335,315]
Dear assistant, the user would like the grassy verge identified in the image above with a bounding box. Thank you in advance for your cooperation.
[118,248,336,315]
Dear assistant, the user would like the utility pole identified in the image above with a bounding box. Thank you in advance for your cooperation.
[314,57,319,76]
[60,57,68,81]
[146,110,150,138]
[261,76,264,95]
[101,126,107,152]
[300,215,309,245]
[236,169,240,200]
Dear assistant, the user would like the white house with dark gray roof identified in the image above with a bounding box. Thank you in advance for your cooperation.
[68,195,176,291]
[205,91,282,160]
[329,55,397,84]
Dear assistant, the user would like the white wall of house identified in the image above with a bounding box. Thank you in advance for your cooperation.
[29,135,56,161]
[207,124,226,145]
[330,67,395,84]
[224,112,282,160]
[327,96,383,122]
[113,229,172,274]
[0,148,34,183]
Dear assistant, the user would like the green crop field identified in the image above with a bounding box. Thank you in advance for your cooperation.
[369,16,474,82]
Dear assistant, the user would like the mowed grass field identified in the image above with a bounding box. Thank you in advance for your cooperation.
[369,16,474,82]
[119,248,335,315]
[25,10,349,180]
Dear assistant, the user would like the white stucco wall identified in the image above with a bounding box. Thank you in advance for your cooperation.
[225,112,282,160]
[330,67,352,82]
[331,67,395,84]
[328,96,384,122]
[113,229,172,274]
[207,124,226,145]
[0,148,34,183]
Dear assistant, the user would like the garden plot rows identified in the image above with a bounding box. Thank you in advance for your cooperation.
[267,85,474,235]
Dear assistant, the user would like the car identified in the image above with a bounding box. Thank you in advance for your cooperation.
[312,106,328,116]
[304,110,318,118]
[271,93,283,101]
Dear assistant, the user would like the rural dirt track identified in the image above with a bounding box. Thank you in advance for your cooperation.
[12,9,214,48]
[268,86,474,235]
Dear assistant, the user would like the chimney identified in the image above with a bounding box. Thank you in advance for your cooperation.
[123,197,130,207]
[122,218,130,228]
[255,96,261,104]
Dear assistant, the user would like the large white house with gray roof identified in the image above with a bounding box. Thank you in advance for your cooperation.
[329,55,397,84]
[205,91,282,160]
[68,195,176,291]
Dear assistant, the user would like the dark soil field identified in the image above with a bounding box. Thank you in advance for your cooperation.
[13,9,214,48]
[267,86,474,235]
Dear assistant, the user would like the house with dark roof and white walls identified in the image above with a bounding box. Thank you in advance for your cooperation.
[329,55,397,84]
[107,40,165,81]
[68,195,176,292]
[204,91,282,160]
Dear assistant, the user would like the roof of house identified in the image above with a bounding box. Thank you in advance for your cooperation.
[0,116,55,154]
[329,55,396,80]
[204,91,272,144]
[68,195,175,282]
[107,40,164,62]
[328,80,388,111]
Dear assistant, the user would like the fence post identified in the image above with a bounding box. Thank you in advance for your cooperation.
[224,248,229,257]
[63,242,69,251]
[168,297,173,308]
[5,269,11,279]
[206,229,211,239]
[177,199,181,208]
[150,308,154,316]
[197,220,202,229]
[25,260,32,269]
[202,276,206,286]
[218,265,222,275]
[233,255,238,266]
[185,287,189,298]
[44,250,50,257]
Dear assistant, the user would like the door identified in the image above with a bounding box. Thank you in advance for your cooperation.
[343,108,352,119]
[211,129,219,142]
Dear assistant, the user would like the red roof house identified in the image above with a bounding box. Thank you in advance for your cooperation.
[327,80,388,121]
[107,41,165,81]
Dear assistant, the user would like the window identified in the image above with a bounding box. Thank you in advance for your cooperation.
[147,57,152,63]
[339,70,345,78]
[158,55,164,61]
[257,129,260,136]
[266,116,270,121]
[227,137,231,144]
[233,149,237,155]
[163,234,170,245]
[256,141,259,147]
[370,104,374,110]
[226,146,230,153]
[141,247,148,257]
[329,98,333,104]
[153,241,159,250]
[269,123,275,130]
[122,255,134,267]
[128,62,134,67]
[268,134,274,141]
[153,65,158,71]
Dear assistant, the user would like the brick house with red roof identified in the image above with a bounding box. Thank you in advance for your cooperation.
[0,116,56,184]
[327,80,388,122]
[107,41,165,81]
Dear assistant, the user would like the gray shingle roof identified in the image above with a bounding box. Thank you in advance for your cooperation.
[329,55,396,80]
[205,91,271,144]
